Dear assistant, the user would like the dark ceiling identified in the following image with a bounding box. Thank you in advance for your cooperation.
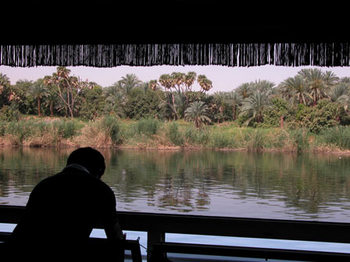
[3,1,348,44]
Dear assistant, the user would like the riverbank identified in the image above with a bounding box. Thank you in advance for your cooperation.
[1,117,350,155]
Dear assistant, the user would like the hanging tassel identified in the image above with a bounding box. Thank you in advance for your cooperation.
[1,43,350,67]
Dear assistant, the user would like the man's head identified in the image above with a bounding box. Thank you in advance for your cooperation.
[66,147,106,178]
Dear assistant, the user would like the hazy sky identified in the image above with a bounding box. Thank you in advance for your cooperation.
[1,65,350,93]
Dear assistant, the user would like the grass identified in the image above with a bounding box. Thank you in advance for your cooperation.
[317,126,350,150]
[0,117,350,153]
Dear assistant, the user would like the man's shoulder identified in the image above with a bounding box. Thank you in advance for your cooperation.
[30,171,116,207]
[32,172,62,189]
[33,171,113,194]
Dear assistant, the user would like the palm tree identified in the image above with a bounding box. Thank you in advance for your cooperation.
[184,72,197,91]
[323,70,339,87]
[253,80,275,93]
[45,67,79,118]
[103,82,126,117]
[119,74,142,95]
[240,90,270,125]
[159,74,173,90]
[298,69,335,106]
[225,91,242,120]
[30,79,47,116]
[159,74,179,119]
[171,72,186,92]
[280,76,311,105]
[185,101,211,128]
[235,83,252,99]
[197,75,212,92]
[329,82,350,110]
[149,80,159,91]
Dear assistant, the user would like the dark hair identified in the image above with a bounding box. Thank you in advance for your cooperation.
[67,147,105,178]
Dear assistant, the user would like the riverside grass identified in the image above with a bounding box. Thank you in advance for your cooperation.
[1,117,350,153]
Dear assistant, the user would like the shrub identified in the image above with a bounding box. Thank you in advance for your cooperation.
[184,126,210,145]
[289,129,309,153]
[52,119,82,139]
[0,121,6,136]
[294,100,340,133]
[262,98,291,128]
[6,121,33,144]
[269,129,288,149]
[167,122,184,146]
[319,126,350,149]
[210,132,235,148]
[247,129,265,152]
[0,105,20,121]
[102,116,121,145]
[134,118,160,136]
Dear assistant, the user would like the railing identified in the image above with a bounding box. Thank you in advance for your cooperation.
[1,205,350,261]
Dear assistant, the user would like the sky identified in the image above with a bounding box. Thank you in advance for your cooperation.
[1,65,350,94]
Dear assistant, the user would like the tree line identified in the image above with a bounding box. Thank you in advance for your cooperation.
[1,66,350,133]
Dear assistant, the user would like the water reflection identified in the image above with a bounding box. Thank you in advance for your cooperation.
[1,148,350,221]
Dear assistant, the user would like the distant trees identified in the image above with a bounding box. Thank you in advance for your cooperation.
[158,72,212,120]
[1,67,350,133]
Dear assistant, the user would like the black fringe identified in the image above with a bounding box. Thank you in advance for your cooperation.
[1,43,350,67]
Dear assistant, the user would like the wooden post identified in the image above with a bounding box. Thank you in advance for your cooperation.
[147,230,165,261]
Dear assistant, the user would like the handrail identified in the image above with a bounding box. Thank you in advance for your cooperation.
[1,205,350,261]
[2,205,350,243]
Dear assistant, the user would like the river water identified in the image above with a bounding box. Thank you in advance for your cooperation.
[1,147,350,222]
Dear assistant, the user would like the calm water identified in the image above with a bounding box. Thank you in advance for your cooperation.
[1,148,350,222]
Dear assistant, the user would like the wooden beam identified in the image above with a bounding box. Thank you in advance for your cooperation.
[152,242,350,261]
[1,205,350,244]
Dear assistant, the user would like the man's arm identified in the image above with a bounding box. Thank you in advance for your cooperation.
[105,220,124,241]
[103,186,125,241]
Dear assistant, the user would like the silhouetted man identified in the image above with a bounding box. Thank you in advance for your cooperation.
[10,147,123,258]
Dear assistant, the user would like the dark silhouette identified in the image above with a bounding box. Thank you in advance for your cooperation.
[9,147,124,259]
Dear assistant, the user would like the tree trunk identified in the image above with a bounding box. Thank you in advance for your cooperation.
[232,105,236,121]
[50,101,54,117]
[37,97,41,117]
[171,93,178,120]
[280,115,284,129]
[68,106,74,118]
[195,119,199,128]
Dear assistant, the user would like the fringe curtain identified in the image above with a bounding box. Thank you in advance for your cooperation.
[1,43,349,67]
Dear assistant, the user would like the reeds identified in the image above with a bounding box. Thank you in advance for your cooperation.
[0,118,83,147]
[0,118,349,153]
[318,126,350,150]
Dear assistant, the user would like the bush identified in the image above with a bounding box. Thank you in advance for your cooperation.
[262,98,291,127]
[6,121,33,144]
[294,100,340,133]
[0,105,20,121]
[0,121,6,136]
[319,126,350,149]
[184,126,210,145]
[269,129,288,149]
[52,119,82,139]
[289,129,309,153]
[247,129,265,152]
[134,118,160,136]
[102,116,121,145]
[210,132,235,148]
[167,122,184,146]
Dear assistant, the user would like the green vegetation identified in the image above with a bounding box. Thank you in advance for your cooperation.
[0,117,349,153]
[2,67,350,152]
